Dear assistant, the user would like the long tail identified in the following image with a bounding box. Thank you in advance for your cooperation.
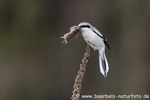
[99,50,109,77]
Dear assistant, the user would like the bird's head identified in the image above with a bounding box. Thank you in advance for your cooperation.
[78,22,92,29]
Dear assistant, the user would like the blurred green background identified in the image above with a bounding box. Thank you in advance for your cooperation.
[0,0,150,100]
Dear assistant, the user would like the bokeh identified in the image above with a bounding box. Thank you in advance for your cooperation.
[0,0,150,100]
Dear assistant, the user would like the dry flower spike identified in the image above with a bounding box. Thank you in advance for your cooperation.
[61,25,91,100]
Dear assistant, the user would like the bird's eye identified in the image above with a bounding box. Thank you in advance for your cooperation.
[80,25,90,28]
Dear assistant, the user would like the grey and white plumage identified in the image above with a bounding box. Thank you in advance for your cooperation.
[78,22,110,77]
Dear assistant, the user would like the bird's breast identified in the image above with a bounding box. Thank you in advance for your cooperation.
[81,29,105,50]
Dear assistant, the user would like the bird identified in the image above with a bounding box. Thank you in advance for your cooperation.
[78,22,110,77]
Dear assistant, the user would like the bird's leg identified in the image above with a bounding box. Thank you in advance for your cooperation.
[85,44,90,52]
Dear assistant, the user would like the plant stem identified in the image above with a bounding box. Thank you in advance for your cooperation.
[71,45,90,100]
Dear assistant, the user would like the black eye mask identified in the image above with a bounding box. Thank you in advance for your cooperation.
[80,25,90,28]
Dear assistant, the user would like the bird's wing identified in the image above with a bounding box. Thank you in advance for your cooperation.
[92,27,110,50]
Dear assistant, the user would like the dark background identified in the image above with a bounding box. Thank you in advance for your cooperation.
[0,0,150,100]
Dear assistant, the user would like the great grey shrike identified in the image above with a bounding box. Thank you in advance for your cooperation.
[78,22,110,77]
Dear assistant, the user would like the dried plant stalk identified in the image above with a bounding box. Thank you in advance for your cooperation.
[71,45,90,100]
[61,25,90,100]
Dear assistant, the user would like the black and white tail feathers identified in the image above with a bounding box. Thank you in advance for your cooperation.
[99,50,109,77]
